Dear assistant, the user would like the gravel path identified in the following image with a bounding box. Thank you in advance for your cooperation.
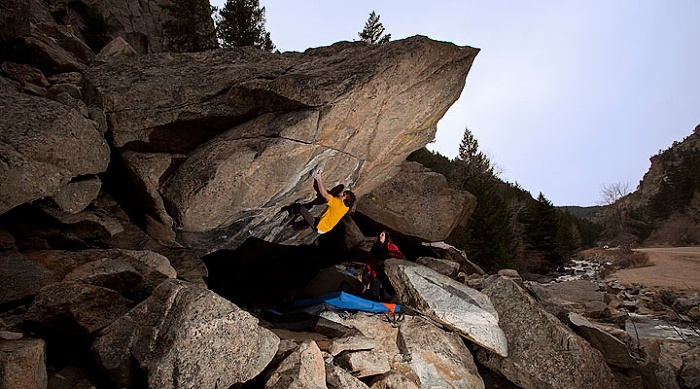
[605,247,700,293]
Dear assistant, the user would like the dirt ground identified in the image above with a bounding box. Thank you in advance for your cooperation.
[605,247,700,294]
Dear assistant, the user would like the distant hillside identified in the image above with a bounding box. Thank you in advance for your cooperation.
[558,205,604,220]
[604,125,700,246]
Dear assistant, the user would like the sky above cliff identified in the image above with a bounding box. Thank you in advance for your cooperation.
[211,0,700,206]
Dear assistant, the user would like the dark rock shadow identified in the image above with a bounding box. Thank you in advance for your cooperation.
[203,235,350,311]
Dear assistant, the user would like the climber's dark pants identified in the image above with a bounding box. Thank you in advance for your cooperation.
[293,205,317,230]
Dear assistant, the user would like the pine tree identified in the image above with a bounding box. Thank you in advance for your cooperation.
[358,11,391,44]
[163,0,218,53]
[449,177,517,272]
[446,127,517,271]
[453,127,493,184]
[217,0,275,51]
[521,192,563,267]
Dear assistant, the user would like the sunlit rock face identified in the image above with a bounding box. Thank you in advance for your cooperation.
[356,161,476,242]
[83,36,479,251]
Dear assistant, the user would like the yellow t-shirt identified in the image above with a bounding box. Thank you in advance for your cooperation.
[316,195,349,233]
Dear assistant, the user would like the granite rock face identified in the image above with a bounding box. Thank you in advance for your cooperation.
[0,77,110,215]
[477,277,617,389]
[92,279,280,389]
[356,161,476,241]
[82,36,478,251]
[384,258,508,357]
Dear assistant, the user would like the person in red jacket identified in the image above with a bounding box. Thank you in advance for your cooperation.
[364,230,403,301]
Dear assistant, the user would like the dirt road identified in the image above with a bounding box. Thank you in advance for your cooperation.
[605,247,700,293]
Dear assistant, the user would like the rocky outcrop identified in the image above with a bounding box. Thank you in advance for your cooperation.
[0,76,110,215]
[85,0,215,54]
[356,161,476,241]
[11,0,213,57]
[7,3,689,388]
[81,36,478,251]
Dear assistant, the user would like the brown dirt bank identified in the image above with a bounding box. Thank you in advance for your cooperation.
[605,247,700,293]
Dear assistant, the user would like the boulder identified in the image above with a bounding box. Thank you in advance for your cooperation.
[95,36,138,62]
[24,281,133,340]
[680,346,700,388]
[526,279,609,319]
[24,249,175,300]
[82,36,478,251]
[384,258,507,356]
[92,279,279,389]
[640,338,686,389]
[477,276,617,389]
[398,315,484,389]
[36,204,125,244]
[335,350,391,379]
[0,252,56,308]
[421,241,486,276]
[0,338,47,389]
[323,312,401,356]
[119,150,178,245]
[264,340,327,389]
[367,368,420,389]
[0,61,49,90]
[328,334,377,357]
[14,23,93,75]
[568,312,645,369]
[0,76,110,216]
[49,177,102,214]
[415,256,460,278]
[325,362,370,389]
[356,161,476,241]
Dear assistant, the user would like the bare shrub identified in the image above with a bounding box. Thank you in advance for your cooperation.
[611,248,650,269]
[516,251,549,274]
[645,213,700,246]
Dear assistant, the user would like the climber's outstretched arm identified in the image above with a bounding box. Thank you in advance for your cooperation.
[311,171,330,201]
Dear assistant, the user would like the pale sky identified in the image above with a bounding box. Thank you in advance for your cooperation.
[211,1,700,206]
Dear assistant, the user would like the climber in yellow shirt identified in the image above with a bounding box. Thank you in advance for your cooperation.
[292,170,356,234]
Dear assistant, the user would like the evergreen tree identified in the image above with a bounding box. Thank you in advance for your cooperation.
[410,128,602,273]
[358,11,391,44]
[449,177,517,272]
[521,192,563,268]
[217,0,275,51]
[163,0,218,53]
[447,128,517,271]
[454,127,493,182]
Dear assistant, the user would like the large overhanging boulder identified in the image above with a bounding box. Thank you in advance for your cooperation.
[83,36,479,251]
